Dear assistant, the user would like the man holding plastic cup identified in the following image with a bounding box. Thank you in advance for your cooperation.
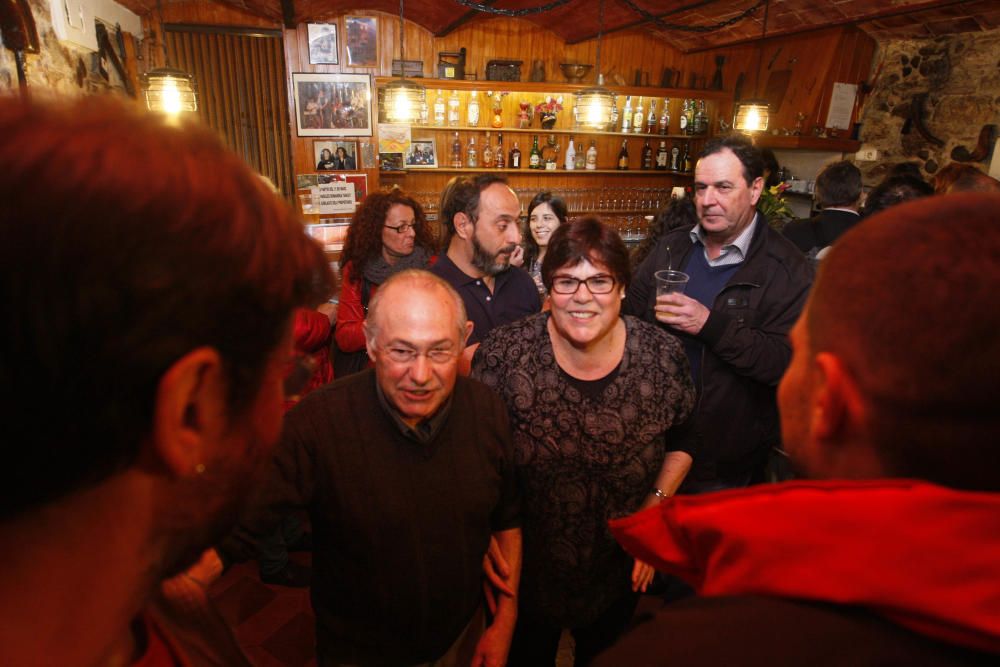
[625,135,813,492]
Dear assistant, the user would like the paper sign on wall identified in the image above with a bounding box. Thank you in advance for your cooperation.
[825,82,857,130]
[313,182,356,214]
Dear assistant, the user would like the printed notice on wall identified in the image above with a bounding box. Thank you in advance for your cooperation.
[825,82,857,130]
[314,182,357,214]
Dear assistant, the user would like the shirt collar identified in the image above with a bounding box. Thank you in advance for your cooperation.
[375,376,453,445]
[690,212,759,262]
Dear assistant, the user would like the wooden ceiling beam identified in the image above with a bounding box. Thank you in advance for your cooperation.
[280,0,295,29]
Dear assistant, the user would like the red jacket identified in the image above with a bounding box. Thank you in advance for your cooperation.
[610,480,1000,655]
[334,261,373,353]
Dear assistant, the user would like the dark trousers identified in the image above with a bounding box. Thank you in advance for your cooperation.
[508,592,640,667]
[256,515,305,576]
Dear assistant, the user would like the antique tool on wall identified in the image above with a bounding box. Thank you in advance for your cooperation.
[952,124,996,163]
[0,0,40,97]
[438,48,466,79]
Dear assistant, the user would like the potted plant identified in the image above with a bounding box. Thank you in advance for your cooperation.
[535,96,563,129]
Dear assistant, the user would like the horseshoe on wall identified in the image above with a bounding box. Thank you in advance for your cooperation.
[951,124,996,163]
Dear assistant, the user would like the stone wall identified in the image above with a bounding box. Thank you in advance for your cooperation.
[0,0,135,99]
[858,28,1000,184]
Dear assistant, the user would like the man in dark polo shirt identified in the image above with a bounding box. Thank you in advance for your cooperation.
[218,270,522,667]
[432,175,541,368]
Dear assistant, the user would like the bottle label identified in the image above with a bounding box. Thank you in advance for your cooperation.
[529,154,540,167]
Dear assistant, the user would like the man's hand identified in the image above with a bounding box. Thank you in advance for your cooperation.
[631,558,656,593]
[509,245,525,268]
[159,548,224,614]
[655,293,710,335]
[471,620,514,667]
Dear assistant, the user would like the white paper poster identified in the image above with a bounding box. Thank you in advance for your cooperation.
[825,82,857,130]
[313,182,357,214]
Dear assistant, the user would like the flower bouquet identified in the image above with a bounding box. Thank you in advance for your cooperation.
[535,96,563,129]
[758,182,794,230]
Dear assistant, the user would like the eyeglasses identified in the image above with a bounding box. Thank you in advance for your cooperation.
[382,346,459,364]
[550,274,617,295]
[384,222,416,234]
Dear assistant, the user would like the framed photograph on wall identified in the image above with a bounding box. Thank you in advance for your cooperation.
[314,140,359,171]
[344,16,378,67]
[405,139,438,168]
[307,23,339,65]
[292,73,373,137]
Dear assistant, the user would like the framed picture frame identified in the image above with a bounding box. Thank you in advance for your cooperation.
[307,23,338,65]
[405,139,438,168]
[292,73,373,137]
[314,140,359,171]
[379,153,405,171]
[344,16,378,67]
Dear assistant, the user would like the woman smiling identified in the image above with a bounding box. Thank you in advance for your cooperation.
[472,217,695,665]
[522,192,568,299]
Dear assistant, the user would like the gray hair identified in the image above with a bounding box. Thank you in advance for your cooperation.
[363,269,468,344]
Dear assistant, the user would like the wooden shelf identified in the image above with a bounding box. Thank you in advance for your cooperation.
[375,76,732,102]
[381,168,693,176]
[753,135,861,152]
[408,124,705,141]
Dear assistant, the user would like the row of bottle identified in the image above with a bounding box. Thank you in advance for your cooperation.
[425,89,710,135]
[616,138,695,172]
[446,131,693,172]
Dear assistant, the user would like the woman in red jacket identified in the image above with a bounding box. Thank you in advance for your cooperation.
[335,189,436,373]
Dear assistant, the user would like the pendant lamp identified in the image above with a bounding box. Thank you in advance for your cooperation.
[380,0,425,123]
[733,0,771,133]
[141,1,197,114]
[574,0,615,130]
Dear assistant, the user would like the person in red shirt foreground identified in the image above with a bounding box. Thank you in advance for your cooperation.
[0,97,330,666]
[595,193,1000,665]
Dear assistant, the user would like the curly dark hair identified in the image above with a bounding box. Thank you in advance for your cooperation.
[630,195,698,270]
[340,188,436,282]
[523,191,568,270]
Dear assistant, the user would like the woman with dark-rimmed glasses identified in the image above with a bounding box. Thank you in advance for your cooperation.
[472,217,695,665]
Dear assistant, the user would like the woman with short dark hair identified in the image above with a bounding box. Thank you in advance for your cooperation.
[472,218,696,665]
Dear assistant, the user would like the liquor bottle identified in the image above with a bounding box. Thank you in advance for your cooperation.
[585,140,598,170]
[482,131,493,168]
[632,98,644,134]
[670,143,681,171]
[621,96,633,133]
[641,139,653,170]
[543,134,559,170]
[495,133,506,168]
[448,90,461,127]
[565,136,577,171]
[645,100,657,134]
[450,132,462,167]
[658,98,671,135]
[616,139,629,170]
[529,135,542,169]
[510,141,522,168]
[694,99,709,135]
[610,98,619,132]
[682,142,693,172]
[419,99,429,125]
[655,140,668,170]
[678,99,689,133]
[466,137,478,168]
[685,100,696,136]
[575,145,586,170]
[434,90,446,126]
[468,91,481,127]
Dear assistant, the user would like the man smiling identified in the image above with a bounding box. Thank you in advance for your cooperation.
[625,134,813,491]
[218,270,522,667]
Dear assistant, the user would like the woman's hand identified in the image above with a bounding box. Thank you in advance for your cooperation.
[509,245,525,267]
[631,558,656,593]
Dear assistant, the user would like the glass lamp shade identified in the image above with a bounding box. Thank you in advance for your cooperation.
[574,87,615,130]
[141,68,197,114]
[382,79,426,124]
[733,100,770,133]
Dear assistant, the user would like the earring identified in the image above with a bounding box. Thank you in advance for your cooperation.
[194,463,206,475]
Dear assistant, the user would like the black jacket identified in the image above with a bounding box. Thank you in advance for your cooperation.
[782,208,861,253]
[624,218,813,480]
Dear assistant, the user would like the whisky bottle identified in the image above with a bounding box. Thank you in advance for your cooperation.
[632,98,644,134]
[678,99,689,133]
[669,143,680,171]
[641,139,653,170]
[434,90,446,126]
[655,140,668,170]
[585,140,598,170]
[616,139,629,170]
[495,133,506,168]
[510,141,522,168]
[529,135,542,169]
[682,142,693,172]
[685,100,696,136]
[448,90,461,127]
[645,100,657,134]
[621,96,633,133]
[658,98,670,135]
[466,137,478,168]
[543,134,559,170]
[482,131,493,168]
[694,100,709,135]
[468,91,481,127]
[450,132,462,168]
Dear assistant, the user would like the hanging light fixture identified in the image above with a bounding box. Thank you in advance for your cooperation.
[141,0,197,114]
[733,0,770,132]
[574,0,615,130]
[381,0,425,124]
